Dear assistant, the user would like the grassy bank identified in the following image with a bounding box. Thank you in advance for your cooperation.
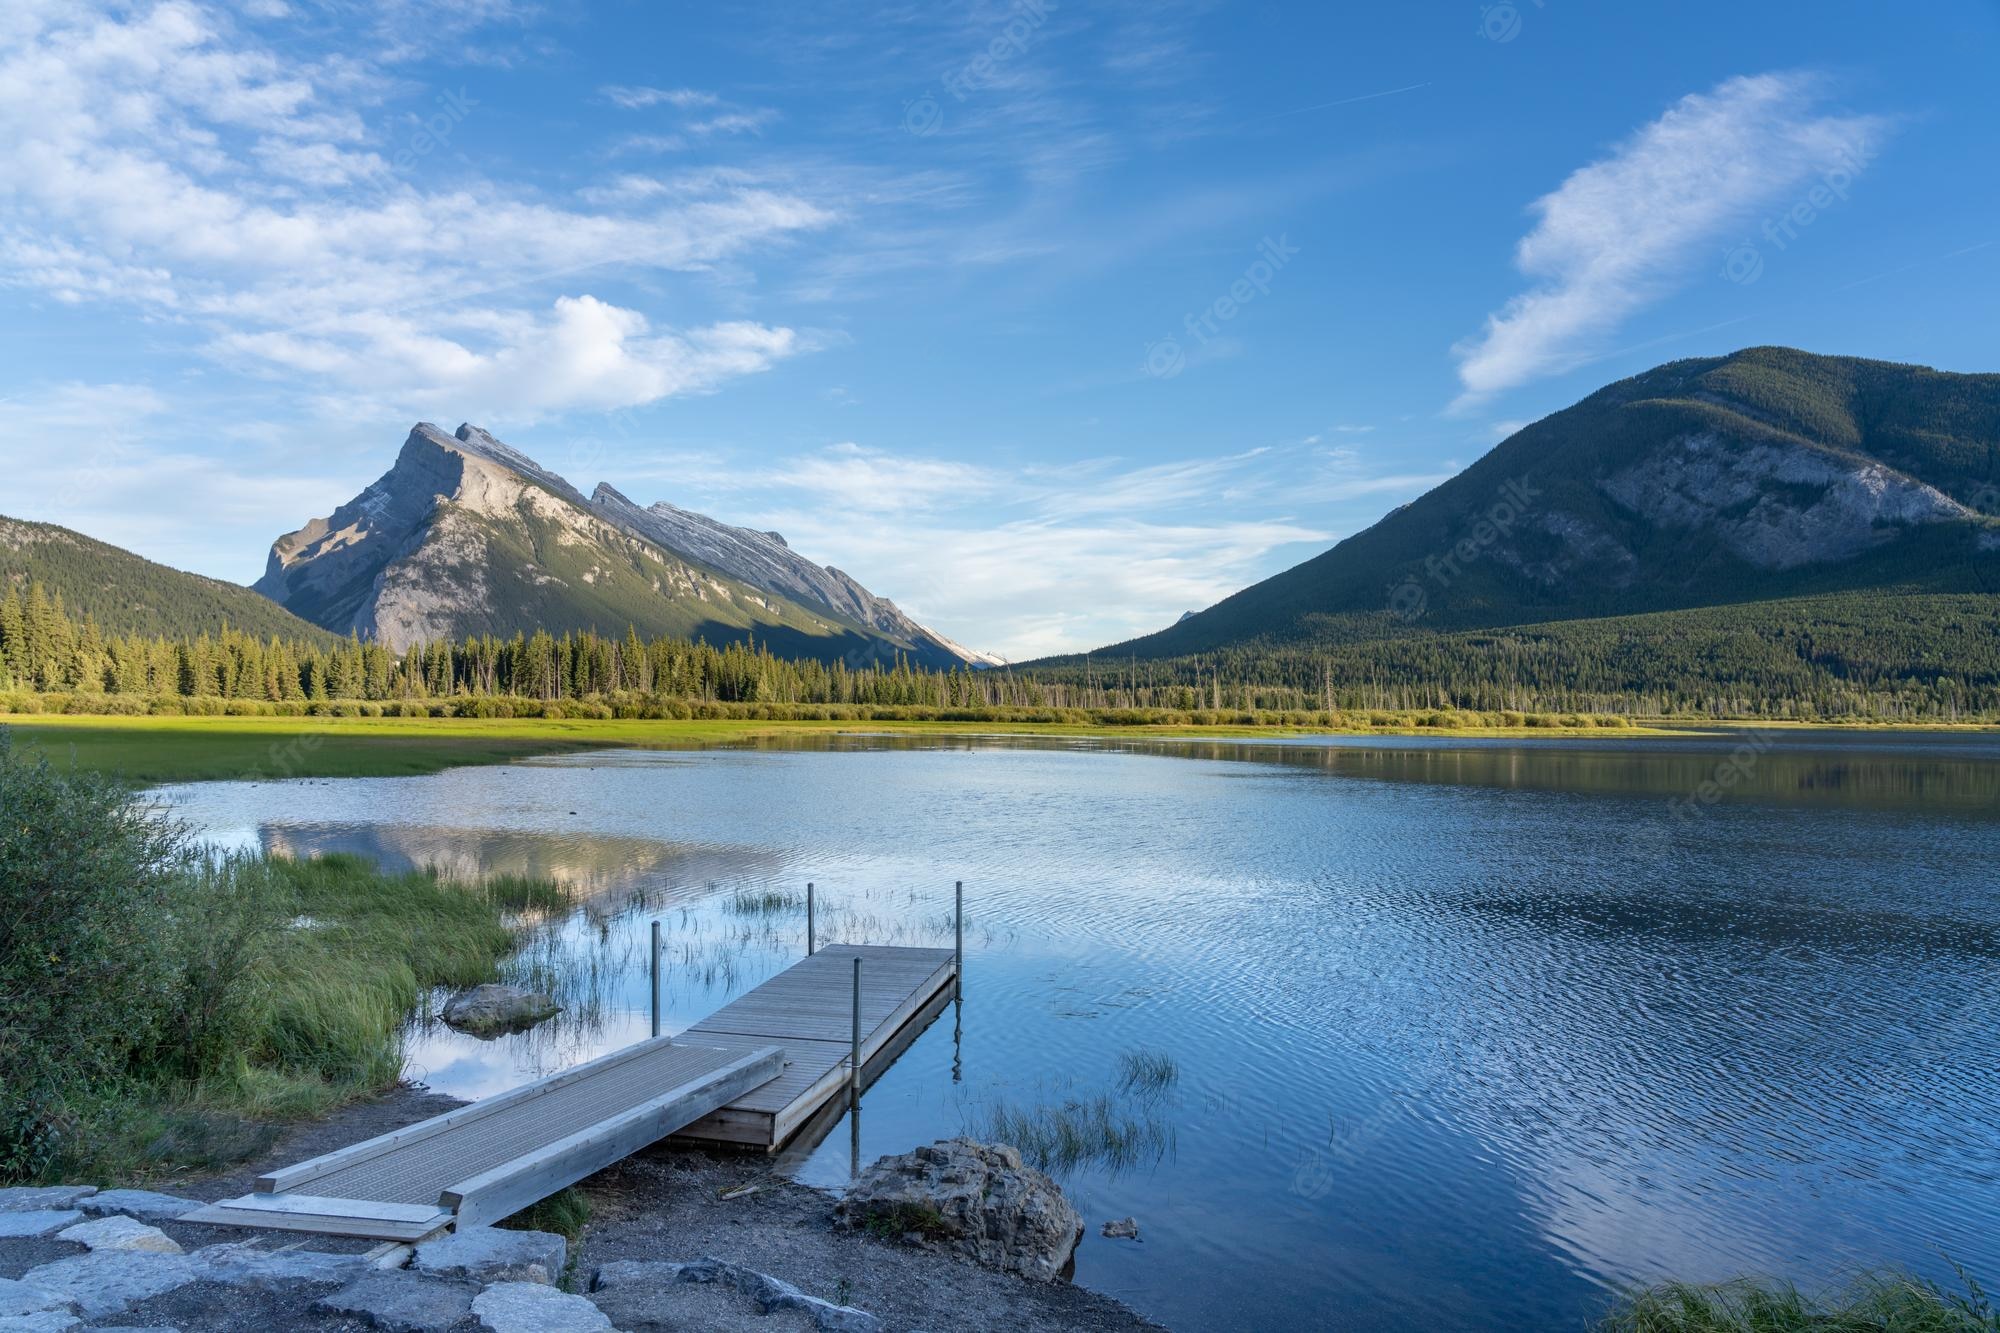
[1600,1270,1998,1330]
[0,732,562,1183]
[0,709,1680,784]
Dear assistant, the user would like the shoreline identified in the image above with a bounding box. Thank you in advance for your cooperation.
[160,1083,1168,1333]
[5,712,1994,785]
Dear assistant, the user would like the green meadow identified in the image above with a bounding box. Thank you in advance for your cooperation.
[0,709,1683,784]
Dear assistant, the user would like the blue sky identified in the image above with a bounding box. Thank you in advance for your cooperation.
[1,0,1996,658]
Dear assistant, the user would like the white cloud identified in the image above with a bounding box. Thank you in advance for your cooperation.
[0,380,345,570]
[1452,72,1889,407]
[216,297,803,418]
[761,507,1328,661]
[0,3,833,415]
[783,443,999,515]
[602,85,720,110]
[593,439,1419,658]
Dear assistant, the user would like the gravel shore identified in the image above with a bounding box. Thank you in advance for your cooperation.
[0,1084,1167,1332]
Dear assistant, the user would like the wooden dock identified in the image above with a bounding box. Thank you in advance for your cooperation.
[185,939,959,1240]
[673,943,957,1150]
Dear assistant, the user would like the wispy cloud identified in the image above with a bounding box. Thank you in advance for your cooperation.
[0,3,831,419]
[1451,72,1890,407]
[587,436,1464,658]
[601,85,720,110]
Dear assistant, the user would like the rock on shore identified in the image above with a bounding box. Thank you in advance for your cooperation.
[836,1139,1084,1283]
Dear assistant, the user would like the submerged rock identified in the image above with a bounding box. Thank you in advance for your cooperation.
[439,985,560,1037]
[835,1138,1084,1284]
[1101,1216,1140,1240]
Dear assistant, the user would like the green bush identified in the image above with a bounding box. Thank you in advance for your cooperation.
[0,732,187,1176]
[0,732,559,1181]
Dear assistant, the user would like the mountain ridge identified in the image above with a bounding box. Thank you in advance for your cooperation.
[255,423,991,666]
[2,513,336,644]
[589,483,1005,667]
[1084,347,2000,661]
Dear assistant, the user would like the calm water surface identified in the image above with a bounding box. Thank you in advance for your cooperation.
[158,730,2000,1332]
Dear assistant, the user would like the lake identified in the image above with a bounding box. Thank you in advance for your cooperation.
[156,729,2000,1332]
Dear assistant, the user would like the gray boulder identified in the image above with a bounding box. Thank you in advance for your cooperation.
[439,985,560,1037]
[0,1212,82,1240]
[470,1282,610,1332]
[413,1228,565,1284]
[835,1138,1083,1283]
[78,1191,200,1224]
[0,1278,77,1319]
[0,1312,82,1332]
[192,1243,367,1287]
[55,1217,180,1254]
[592,1257,879,1332]
[19,1254,196,1319]
[313,1270,480,1333]
[0,1188,94,1214]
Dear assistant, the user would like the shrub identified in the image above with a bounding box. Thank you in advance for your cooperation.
[0,731,187,1177]
[153,851,295,1082]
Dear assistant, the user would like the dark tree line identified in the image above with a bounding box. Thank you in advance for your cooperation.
[5,579,1997,720]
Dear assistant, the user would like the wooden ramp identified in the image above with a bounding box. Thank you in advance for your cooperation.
[673,943,958,1151]
[185,942,957,1239]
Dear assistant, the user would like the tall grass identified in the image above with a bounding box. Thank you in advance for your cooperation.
[1602,1270,1998,1331]
[975,1094,1177,1176]
[0,734,563,1182]
[724,886,803,917]
[1117,1048,1180,1096]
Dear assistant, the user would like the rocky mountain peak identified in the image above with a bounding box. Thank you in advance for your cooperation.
[255,422,997,665]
